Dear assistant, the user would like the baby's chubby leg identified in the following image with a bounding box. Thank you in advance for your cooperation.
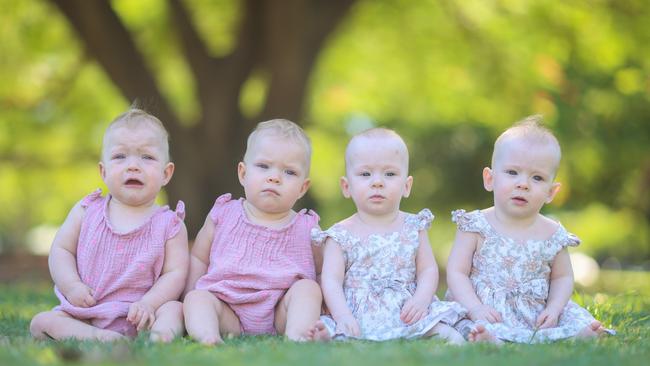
[275,279,329,341]
[149,301,184,343]
[183,290,241,345]
[425,323,466,345]
[30,310,125,342]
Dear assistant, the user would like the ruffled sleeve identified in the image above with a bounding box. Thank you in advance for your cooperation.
[310,227,328,247]
[557,226,581,248]
[166,201,186,240]
[413,208,434,231]
[451,209,484,234]
[311,226,348,249]
[208,193,232,224]
[301,209,320,232]
[80,189,103,208]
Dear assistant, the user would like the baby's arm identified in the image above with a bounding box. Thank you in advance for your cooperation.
[49,202,95,308]
[321,238,360,336]
[536,248,573,329]
[128,222,190,330]
[182,215,214,298]
[400,231,437,325]
[447,229,501,323]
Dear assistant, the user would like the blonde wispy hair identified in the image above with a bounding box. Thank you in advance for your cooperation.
[345,127,410,173]
[244,119,312,174]
[102,107,171,162]
[492,114,562,173]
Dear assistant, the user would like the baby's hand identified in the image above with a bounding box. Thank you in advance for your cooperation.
[335,314,361,337]
[536,307,561,329]
[469,304,502,323]
[127,301,156,332]
[65,281,96,308]
[400,295,430,325]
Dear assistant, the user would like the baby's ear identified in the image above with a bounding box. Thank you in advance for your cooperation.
[298,178,311,199]
[546,182,561,204]
[482,167,494,192]
[162,162,175,186]
[237,162,246,186]
[402,175,413,198]
[340,176,351,198]
[99,161,106,181]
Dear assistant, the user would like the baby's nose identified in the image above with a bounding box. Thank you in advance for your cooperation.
[516,179,529,189]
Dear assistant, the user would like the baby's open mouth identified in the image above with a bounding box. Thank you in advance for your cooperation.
[124,179,144,186]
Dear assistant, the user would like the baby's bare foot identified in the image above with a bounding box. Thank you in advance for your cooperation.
[302,320,331,342]
[577,321,611,338]
[468,324,503,345]
[95,329,127,342]
[201,336,225,346]
[149,330,175,343]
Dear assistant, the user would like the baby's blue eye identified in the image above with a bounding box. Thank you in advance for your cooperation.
[506,170,517,176]
[360,172,371,177]
[256,163,269,169]
[533,175,544,182]
[285,169,297,176]
[385,172,396,177]
[142,155,155,160]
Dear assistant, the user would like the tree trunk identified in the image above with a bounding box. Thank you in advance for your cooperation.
[49,0,355,235]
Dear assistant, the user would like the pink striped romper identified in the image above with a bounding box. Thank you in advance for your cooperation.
[194,194,319,335]
[53,189,185,337]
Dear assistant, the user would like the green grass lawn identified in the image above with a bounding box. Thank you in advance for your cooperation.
[1,271,649,366]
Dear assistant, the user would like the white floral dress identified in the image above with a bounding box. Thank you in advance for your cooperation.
[312,209,466,341]
[447,209,614,343]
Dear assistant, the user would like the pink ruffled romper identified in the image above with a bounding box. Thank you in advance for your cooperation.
[53,189,185,337]
[194,194,319,335]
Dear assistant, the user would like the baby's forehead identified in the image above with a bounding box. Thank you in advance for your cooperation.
[250,131,309,156]
[102,122,170,158]
[105,123,165,146]
[346,135,409,164]
[494,136,560,170]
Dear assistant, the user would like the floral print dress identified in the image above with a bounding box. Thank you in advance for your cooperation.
[312,209,466,341]
[447,209,614,343]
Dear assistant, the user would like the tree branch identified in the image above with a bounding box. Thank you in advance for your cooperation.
[260,0,356,122]
[167,0,215,93]
[49,0,182,136]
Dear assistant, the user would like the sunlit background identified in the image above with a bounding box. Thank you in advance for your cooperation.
[1,0,649,290]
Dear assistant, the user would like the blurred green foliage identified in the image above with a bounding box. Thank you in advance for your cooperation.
[1,0,649,266]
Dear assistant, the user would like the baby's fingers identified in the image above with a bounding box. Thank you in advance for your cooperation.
[400,303,412,322]
[490,309,502,323]
[538,314,555,329]
[485,312,498,324]
[351,322,361,336]
[406,308,421,324]
[127,305,140,324]
[84,294,96,307]
[411,309,426,324]
[137,312,154,331]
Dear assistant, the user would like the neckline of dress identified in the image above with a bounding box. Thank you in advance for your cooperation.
[237,198,305,232]
[335,212,413,241]
[102,194,168,236]
[478,209,563,244]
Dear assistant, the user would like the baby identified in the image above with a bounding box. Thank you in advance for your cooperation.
[30,108,189,342]
[313,128,466,343]
[446,115,614,343]
[182,119,328,344]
